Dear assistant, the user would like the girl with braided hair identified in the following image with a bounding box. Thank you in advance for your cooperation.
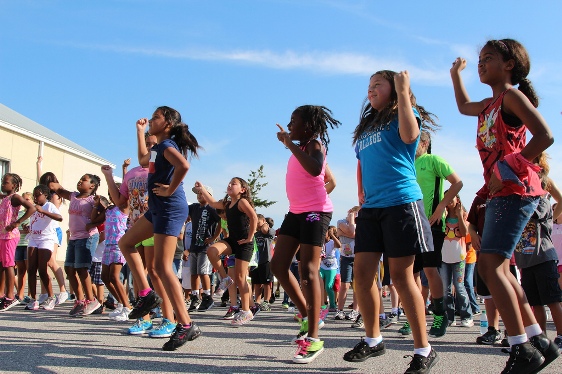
[451,38,558,373]
[270,104,340,364]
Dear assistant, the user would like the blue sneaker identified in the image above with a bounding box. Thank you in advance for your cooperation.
[128,318,153,335]
[148,318,177,338]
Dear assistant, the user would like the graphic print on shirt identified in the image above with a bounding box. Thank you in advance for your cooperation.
[478,107,498,148]
[194,209,210,247]
[148,149,157,174]
[355,123,391,153]
[516,221,538,255]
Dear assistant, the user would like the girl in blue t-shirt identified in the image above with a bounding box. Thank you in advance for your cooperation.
[118,106,202,351]
[344,70,439,372]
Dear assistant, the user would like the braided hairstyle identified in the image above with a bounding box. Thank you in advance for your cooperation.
[87,174,101,196]
[156,106,202,159]
[484,39,538,108]
[3,173,23,193]
[353,70,439,145]
[33,184,52,201]
[293,105,341,153]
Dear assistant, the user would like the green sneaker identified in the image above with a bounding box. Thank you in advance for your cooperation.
[293,338,324,364]
[428,314,447,338]
[399,321,411,335]
[292,319,308,343]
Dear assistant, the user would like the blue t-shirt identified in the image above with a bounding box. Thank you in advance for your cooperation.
[355,108,423,208]
[148,138,187,213]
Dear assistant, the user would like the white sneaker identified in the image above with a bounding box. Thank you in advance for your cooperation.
[40,296,57,311]
[109,304,124,319]
[461,318,474,327]
[37,293,48,304]
[25,299,39,310]
[114,307,132,322]
[55,292,69,305]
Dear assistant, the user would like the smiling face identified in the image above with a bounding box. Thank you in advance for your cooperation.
[368,74,393,111]
[226,178,246,198]
[287,110,310,142]
[478,45,512,85]
[148,110,169,137]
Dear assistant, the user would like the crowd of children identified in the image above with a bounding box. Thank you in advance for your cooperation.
[1,38,561,373]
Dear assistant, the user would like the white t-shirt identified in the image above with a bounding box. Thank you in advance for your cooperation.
[92,240,105,262]
[29,202,60,242]
[183,221,193,251]
[320,240,339,270]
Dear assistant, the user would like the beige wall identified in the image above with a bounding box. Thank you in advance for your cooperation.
[0,127,108,261]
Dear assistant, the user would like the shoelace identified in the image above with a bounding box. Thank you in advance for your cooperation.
[432,315,443,328]
[295,339,311,356]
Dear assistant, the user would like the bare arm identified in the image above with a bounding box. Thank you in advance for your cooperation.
[34,204,62,222]
[6,195,36,231]
[36,156,42,183]
[48,182,72,201]
[193,182,224,210]
[324,164,336,194]
[152,147,190,197]
[428,172,463,225]
[136,119,150,167]
[357,160,364,206]
[468,223,481,251]
[394,71,419,144]
[276,124,324,177]
[122,158,131,178]
[330,231,341,248]
[101,165,128,208]
[547,179,562,221]
[450,57,488,116]
[238,198,257,244]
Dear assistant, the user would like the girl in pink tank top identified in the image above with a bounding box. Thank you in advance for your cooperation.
[271,105,340,364]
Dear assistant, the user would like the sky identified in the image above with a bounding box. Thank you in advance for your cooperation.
[1,0,561,228]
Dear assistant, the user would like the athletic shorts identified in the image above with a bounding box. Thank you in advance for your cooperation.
[189,252,213,275]
[340,256,354,283]
[0,237,18,267]
[413,224,446,273]
[521,260,562,306]
[143,207,187,237]
[135,237,154,247]
[278,211,332,247]
[28,237,56,252]
[223,237,254,262]
[355,200,434,258]
[250,262,273,284]
[15,245,27,262]
[89,261,104,285]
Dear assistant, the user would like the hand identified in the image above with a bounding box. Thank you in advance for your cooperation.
[35,204,44,214]
[136,118,149,132]
[358,191,365,206]
[451,57,467,74]
[5,223,18,232]
[21,223,30,234]
[394,71,410,96]
[101,165,113,176]
[454,200,463,216]
[488,172,505,195]
[204,237,214,245]
[472,234,482,251]
[428,204,446,225]
[152,183,171,197]
[348,206,360,214]
[237,237,253,245]
[276,124,291,147]
[193,181,204,194]
[122,158,131,168]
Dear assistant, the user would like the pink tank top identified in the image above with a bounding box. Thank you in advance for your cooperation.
[0,194,21,240]
[285,142,333,214]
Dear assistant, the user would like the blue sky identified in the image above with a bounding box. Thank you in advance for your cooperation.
[1,0,561,227]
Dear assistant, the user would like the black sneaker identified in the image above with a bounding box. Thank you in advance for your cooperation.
[104,299,116,310]
[129,290,162,320]
[250,304,261,316]
[187,294,201,312]
[162,323,202,351]
[92,304,104,314]
[223,306,239,319]
[529,333,560,373]
[343,338,386,362]
[477,326,502,345]
[198,294,214,312]
[501,342,544,374]
[0,297,19,312]
[404,347,439,373]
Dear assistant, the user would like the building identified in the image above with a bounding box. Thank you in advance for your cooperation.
[0,103,116,261]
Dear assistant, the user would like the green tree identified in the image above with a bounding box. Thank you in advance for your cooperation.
[248,165,276,208]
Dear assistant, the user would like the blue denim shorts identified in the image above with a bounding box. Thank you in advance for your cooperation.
[480,195,539,259]
[340,256,354,283]
[15,246,27,262]
[65,234,99,269]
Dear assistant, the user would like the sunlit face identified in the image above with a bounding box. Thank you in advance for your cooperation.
[148,110,169,137]
[77,175,94,194]
[145,135,157,150]
[196,192,208,204]
[1,175,15,194]
[447,195,459,209]
[478,45,510,85]
[33,189,47,205]
[368,74,392,111]
[287,111,310,142]
[227,178,245,197]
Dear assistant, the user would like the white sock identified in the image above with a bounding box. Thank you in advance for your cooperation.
[364,336,383,347]
[508,333,528,347]
[379,313,386,319]
[192,290,199,296]
[524,324,542,338]
[391,308,399,314]
[203,289,211,295]
[413,345,431,357]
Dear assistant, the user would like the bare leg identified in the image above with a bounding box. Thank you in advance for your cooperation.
[145,245,174,321]
[353,252,382,338]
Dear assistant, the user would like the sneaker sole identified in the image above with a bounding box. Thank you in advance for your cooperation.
[293,347,324,364]
[149,333,174,338]
[343,346,386,362]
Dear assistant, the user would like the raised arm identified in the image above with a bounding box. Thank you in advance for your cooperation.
[450,57,488,116]
[276,124,324,177]
[101,165,128,208]
[193,182,224,210]
[394,71,419,144]
[428,172,463,226]
[48,182,72,201]
[137,119,151,167]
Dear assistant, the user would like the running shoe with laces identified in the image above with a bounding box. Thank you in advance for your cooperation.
[529,332,560,373]
[319,307,329,321]
[351,314,364,329]
[399,321,412,335]
[26,299,39,311]
[404,347,439,373]
[188,294,201,312]
[380,315,393,329]
[293,338,324,364]
[460,318,474,327]
[476,326,502,345]
[83,299,101,316]
[114,307,132,322]
[259,301,271,311]
[0,297,19,312]
[250,304,261,316]
[554,336,562,354]
[162,322,202,351]
[55,291,69,306]
[231,310,253,327]
[282,302,289,309]
[198,293,214,312]
[40,296,56,311]
[428,314,447,338]
[149,318,177,338]
[343,338,386,362]
[128,318,153,335]
[214,276,234,297]
[109,304,124,319]
[37,293,48,304]
[346,310,359,321]
[69,300,86,317]
[129,290,162,320]
[501,341,543,374]
[223,305,239,319]
[334,310,345,320]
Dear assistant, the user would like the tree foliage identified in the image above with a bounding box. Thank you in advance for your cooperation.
[248,165,276,208]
